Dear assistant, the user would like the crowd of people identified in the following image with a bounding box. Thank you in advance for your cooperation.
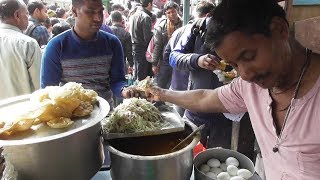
[1,0,320,179]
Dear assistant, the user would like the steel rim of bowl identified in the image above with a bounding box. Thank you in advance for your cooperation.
[0,95,110,146]
[106,121,201,160]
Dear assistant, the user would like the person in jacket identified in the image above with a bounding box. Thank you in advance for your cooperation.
[129,0,153,81]
[152,1,182,89]
[146,0,320,179]
[0,0,42,100]
[169,0,233,149]
[110,10,134,73]
[163,0,217,116]
[41,0,141,108]
[26,0,50,47]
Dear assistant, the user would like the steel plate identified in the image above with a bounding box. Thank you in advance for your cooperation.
[0,94,110,146]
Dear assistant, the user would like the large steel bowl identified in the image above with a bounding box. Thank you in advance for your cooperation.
[105,120,200,180]
[194,148,255,180]
[0,95,110,180]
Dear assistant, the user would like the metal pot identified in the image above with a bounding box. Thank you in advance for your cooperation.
[0,95,110,180]
[106,120,200,180]
[194,148,255,180]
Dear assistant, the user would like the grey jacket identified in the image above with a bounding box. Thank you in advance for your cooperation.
[111,24,134,67]
[129,7,153,50]
[152,18,182,66]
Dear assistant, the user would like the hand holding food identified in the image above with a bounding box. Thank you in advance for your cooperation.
[121,86,145,98]
[198,54,220,71]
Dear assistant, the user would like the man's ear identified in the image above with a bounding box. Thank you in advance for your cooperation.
[13,10,20,20]
[270,16,289,39]
[72,6,78,17]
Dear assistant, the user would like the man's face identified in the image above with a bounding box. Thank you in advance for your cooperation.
[165,8,178,22]
[17,4,29,30]
[73,0,104,34]
[214,19,291,89]
[38,6,48,22]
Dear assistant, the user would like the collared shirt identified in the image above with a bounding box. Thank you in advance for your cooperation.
[0,23,42,100]
[28,17,50,47]
[218,77,320,180]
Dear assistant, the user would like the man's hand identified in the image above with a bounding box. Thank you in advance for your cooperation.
[145,86,163,102]
[127,66,133,74]
[121,86,145,98]
[198,54,220,71]
[152,65,160,75]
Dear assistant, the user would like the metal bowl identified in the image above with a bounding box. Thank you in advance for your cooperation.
[0,95,110,180]
[194,148,255,180]
[105,120,201,180]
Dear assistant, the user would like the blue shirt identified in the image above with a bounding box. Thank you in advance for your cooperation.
[41,29,127,103]
[29,17,50,47]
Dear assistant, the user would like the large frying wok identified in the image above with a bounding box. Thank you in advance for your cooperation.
[0,95,110,180]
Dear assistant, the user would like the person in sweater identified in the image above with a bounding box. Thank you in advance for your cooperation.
[41,0,140,108]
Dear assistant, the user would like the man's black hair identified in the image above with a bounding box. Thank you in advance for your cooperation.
[27,0,45,15]
[52,22,71,37]
[205,0,287,50]
[163,1,179,12]
[195,0,215,17]
[110,10,122,23]
[140,0,152,8]
[55,8,65,18]
[111,3,125,11]
[0,0,21,20]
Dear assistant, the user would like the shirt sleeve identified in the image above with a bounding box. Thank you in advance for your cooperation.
[40,38,63,88]
[110,36,127,97]
[217,78,248,113]
[27,40,42,91]
[169,24,201,71]
[142,16,153,45]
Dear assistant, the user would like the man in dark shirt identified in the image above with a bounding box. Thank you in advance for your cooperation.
[129,0,153,81]
[110,10,134,73]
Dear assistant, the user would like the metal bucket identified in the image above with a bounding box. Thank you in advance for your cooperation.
[106,120,200,180]
[194,148,255,180]
[0,95,110,180]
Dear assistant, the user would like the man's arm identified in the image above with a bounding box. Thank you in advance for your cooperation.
[40,38,62,88]
[152,26,164,66]
[124,32,134,67]
[142,16,153,45]
[27,40,42,91]
[169,24,202,71]
[110,36,127,97]
[149,87,229,113]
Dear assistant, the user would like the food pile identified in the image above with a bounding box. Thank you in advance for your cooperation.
[102,98,167,133]
[199,156,253,180]
[214,60,237,83]
[135,76,155,92]
[0,82,97,137]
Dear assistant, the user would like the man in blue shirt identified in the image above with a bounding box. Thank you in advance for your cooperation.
[26,0,50,47]
[41,0,139,108]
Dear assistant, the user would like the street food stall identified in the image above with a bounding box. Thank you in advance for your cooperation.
[1,0,320,179]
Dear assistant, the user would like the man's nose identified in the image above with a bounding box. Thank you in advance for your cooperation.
[93,14,102,22]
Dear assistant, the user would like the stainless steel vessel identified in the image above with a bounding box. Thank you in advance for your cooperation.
[106,120,200,180]
[0,95,110,180]
[194,148,255,180]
